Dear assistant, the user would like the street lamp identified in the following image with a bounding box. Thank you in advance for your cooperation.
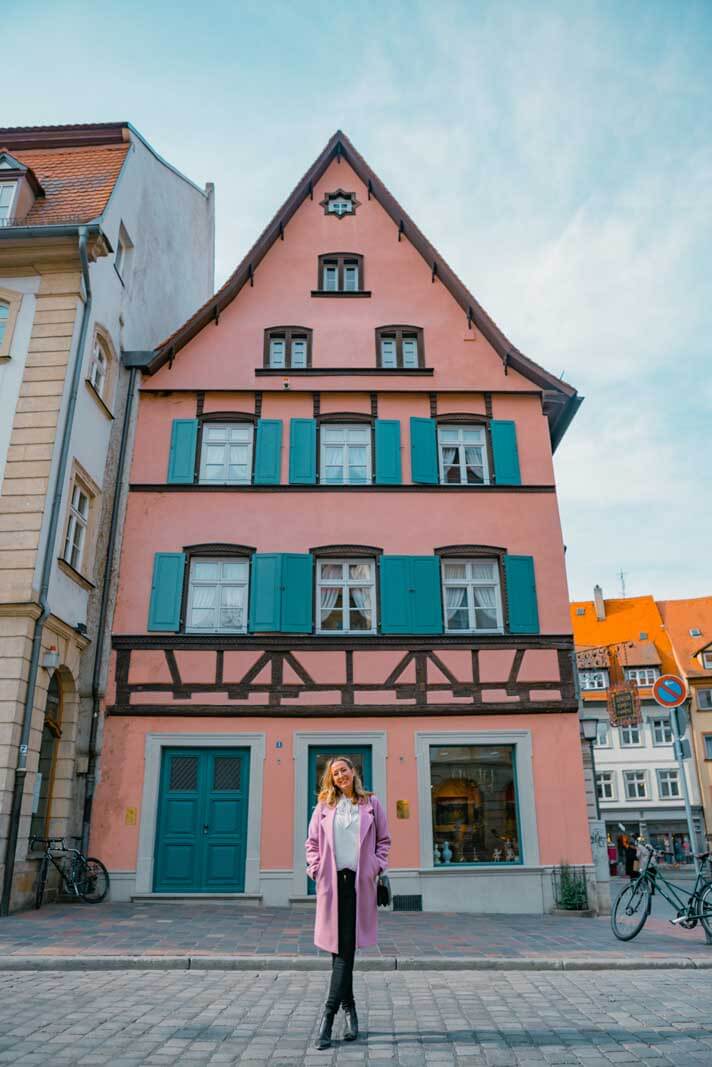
[580,715,601,820]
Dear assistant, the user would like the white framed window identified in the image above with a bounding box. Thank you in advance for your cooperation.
[699,689,712,710]
[579,669,609,691]
[689,628,701,638]
[320,255,362,292]
[623,770,648,800]
[380,335,397,367]
[323,262,338,291]
[594,721,611,747]
[186,557,249,633]
[438,426,489,485]
[327,196,353,217]
[442,559,502,633]
[596,771,616,801]
[376,327,422,369]
[651,717,673,745]
[89,337,108,398]
[114,222,133,280]
[656,768,680,799]
[704,735,712,759]
[199,423,254,484]
[343,261,359,291]
[620,723,642,746]
[0,182,16,222]
[317,558,376,633]
[63,483,90,571]
[702,652,712,670]
[320,424,371,484]
[267,331,308,369]
[625,667,660,687]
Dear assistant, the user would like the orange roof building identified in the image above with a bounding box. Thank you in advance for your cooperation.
[570,588,704,862]
[658,597,712,841]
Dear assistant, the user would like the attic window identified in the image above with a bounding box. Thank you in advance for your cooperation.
[576,607,586,616]
[0,182,16,223]
[320,189,360,219]
[639,632,648,640]
[690,628,702,637]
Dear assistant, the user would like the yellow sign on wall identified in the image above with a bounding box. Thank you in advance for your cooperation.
[125,807,137,826]
[396,800,410,819]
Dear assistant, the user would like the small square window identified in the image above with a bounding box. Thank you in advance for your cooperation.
[698,689,712,710]
[690,628,702,638]
[579,670,608,691]
[320,190,360,217]
[620,724,642,746]
[651,717,673,745]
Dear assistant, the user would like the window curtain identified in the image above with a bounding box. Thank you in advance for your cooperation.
[350,586,370,626]
[445,586,467,623]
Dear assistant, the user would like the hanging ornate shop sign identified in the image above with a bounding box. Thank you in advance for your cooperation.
[607,683,641,726]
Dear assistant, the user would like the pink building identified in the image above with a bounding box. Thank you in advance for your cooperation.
[92,132,594,912]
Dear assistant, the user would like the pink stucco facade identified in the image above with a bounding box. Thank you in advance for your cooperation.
[92,139,592,912]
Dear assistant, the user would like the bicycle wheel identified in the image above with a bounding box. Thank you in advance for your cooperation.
[611,878,652,941]
[34,857,48,910]
[75,857,110,903]
[700,882,712,938]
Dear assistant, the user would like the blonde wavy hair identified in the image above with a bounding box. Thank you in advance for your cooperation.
[318,755,371,807]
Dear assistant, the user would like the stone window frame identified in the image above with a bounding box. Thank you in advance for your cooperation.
[58,460,101,590]
[0,285,23,360]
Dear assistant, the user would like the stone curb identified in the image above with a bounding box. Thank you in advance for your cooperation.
[1,954,711,972]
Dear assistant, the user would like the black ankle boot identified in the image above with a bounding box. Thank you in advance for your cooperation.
[343,1003,358,1041]
[315,1008,335,1050]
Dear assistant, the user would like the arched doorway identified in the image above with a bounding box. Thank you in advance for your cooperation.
[29,673,63,840]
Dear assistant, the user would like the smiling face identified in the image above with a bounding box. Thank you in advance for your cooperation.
[330,759,356,798]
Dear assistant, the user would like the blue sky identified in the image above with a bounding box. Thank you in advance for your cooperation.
[5,0,711,602]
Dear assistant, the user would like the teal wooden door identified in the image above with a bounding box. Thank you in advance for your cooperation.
[154,748,249,892]
[307,745,372,895]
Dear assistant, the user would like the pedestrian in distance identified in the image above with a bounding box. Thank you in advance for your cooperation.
[305,755,391,1050]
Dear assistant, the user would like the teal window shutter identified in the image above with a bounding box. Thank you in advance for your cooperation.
[504,555,540,633]
[491,420,521,486]
[147,552,186,631]
[248,554,282,632]
[375,419,402,485]
[281,554,314,633]
[289,418,317,484]
[410,556,443,634]
[254,419,282,484]
[410,417,438,484]
[167,419,198,484]
[379,556,412,633]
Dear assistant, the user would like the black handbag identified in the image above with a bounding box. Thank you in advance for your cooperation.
[377,873,392,908]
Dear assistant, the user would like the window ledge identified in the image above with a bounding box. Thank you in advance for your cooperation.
[0,354,10,364]
[255,367,434,376]
[84,378,114,420]
[310,290,372,298]
[419,864,527,875]
[57,556,96,591]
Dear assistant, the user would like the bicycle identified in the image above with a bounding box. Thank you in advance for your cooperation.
[611,833,712,941]
[30,837,110,909]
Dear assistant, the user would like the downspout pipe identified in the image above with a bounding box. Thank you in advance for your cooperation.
[80,364,139,854]
[1,227,94,916]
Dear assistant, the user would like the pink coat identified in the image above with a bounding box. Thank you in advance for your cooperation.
[305,794,391,954]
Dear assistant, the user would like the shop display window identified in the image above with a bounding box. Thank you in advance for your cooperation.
[429,744,521,865]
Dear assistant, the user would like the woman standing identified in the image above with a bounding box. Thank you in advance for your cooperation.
[305,756,391,1050]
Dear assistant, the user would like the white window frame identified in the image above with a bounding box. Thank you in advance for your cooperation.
[698,689,712,711]
[319,423,372,485]
[579,669,609,691]
[316,557,377,635]
[656,768,680,800]
[625,667,660,687]
[437,425,489,485]
[88,337,109,398]
[441,558,503,634]
[594,721,611,748]
[322,262,339,291]
[63,483,90,571]
[327,196,353,216]
[702,652,712,670]
[651,716,673,746]
[596,771,616,801]
[199,422,254,485]
[0,181,17,223]
[186,557,250,634]
[114,222,133,280]
[623,769,648,800]
[619,723,643,747]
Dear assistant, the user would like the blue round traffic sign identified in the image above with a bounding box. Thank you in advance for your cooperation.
[652,674,687,708]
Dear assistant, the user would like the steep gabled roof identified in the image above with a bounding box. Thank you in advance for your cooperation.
[658,597,712,678]
[140,130,581,449]
[570,595,678,692]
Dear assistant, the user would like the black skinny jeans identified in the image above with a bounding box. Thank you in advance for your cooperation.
[325,868,357,1011]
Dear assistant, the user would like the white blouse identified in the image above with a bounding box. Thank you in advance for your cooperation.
[333,796,361,872]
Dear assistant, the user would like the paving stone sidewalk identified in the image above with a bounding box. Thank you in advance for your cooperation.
[1,967,712,1064]
[1,902,711,964]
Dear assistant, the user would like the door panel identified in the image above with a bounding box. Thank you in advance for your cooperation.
[306,745,372,895]
[154,748,249,893]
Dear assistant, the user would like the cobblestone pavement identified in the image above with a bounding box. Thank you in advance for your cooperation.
[1,968,711,1065]
[1,899,711,960]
